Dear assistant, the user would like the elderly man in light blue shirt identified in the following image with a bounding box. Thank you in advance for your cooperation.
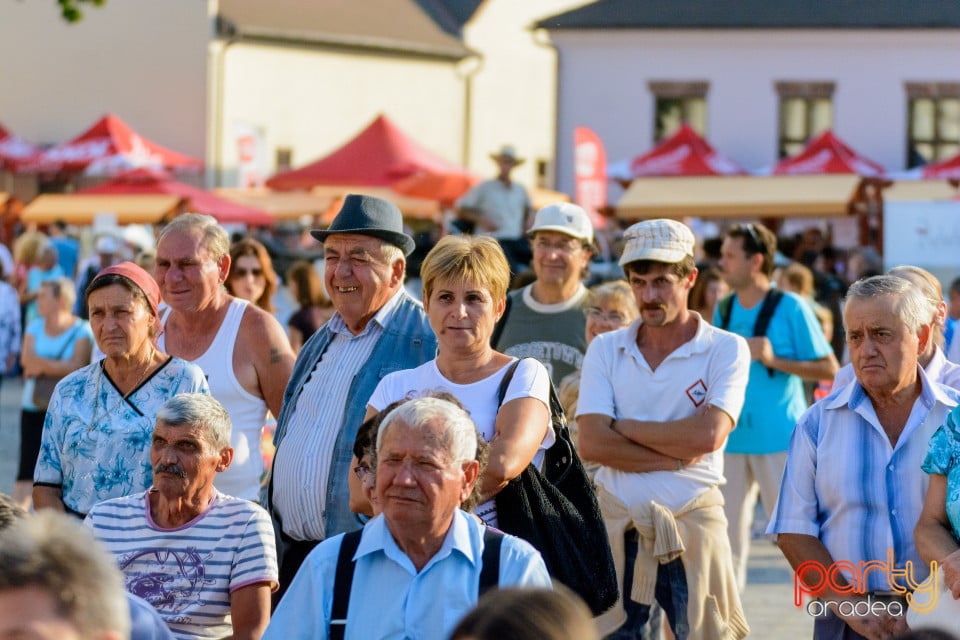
[770,275,960,640]
[265,397,550,640]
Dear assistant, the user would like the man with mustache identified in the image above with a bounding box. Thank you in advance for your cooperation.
[578,219,751,638]
[86,393,278,640]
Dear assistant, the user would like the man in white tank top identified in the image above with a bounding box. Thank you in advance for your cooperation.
[155,214,295,500]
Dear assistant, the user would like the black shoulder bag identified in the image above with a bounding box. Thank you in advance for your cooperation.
[493,359,618,615]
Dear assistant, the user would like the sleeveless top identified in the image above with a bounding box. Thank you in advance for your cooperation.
[158,299,268,500]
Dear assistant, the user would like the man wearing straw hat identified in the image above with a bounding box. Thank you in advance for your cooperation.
[455,145,533,273]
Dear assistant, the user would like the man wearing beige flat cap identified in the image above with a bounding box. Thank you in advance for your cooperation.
[455,145,533,273]
[578,218,750,639]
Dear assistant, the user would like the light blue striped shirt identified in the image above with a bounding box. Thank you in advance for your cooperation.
[264,511,551,640]
[272,289,404,541]
[768,367,960,590]
[86,490,278,640]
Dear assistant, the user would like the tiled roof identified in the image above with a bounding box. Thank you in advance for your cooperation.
[218,0,473,59]
[535,0,960,30]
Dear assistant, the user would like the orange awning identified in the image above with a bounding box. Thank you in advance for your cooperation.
[615,175,863,220]
[20,194,183,225]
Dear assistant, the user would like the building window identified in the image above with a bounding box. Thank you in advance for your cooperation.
[649,81,708,142]
[776,82,834,158]
[906,83,960,168]
[275,147,293,172]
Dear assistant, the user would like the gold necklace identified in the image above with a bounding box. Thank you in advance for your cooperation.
[86,351,154,432]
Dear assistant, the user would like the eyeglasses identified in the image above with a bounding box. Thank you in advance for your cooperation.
[584,307,628,324]
[533,238,583,255]
[353,465,372,481]
[233,267,264,278]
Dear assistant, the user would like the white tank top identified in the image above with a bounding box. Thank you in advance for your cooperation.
[158,299,267,500]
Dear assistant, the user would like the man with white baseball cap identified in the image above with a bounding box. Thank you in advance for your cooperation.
[578,218,751,639]
[492,202,594,386]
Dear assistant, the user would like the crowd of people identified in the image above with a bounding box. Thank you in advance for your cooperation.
[2,152,960,639]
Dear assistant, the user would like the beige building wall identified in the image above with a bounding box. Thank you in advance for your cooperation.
[215,42,466,185]
[463,0,589,190]
[0,0,209,159]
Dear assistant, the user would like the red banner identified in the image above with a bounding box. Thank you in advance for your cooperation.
[573,127,607,228]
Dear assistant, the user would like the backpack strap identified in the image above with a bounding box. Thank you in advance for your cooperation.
[717,293,734,330]
[754,289,784,377]
[490,294,513,349]
[479,527,503,595]
[329,530,363,640]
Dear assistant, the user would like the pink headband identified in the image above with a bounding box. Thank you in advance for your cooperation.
[91,261,161,316]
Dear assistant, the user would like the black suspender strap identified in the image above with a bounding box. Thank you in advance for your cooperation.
[479,527,503,596]
[329,526,503,638]
[330,530,363,640]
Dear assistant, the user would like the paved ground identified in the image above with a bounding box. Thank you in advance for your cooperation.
[0,374,813,637]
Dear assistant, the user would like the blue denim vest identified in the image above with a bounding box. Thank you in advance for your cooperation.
[268,292,437,539]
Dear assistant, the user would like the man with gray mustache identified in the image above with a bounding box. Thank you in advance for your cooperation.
[85,393,278,640]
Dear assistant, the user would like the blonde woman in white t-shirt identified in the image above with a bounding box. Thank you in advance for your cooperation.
[365,235,552,527]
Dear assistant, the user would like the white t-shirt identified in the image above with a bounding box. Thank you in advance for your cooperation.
[577,317,750,511]
[368,357,553,525]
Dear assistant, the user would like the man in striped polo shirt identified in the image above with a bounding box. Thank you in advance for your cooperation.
[86,393,278,640]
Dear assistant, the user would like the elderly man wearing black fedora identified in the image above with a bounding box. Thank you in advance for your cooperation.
[267,194,438,599]
[455,144,533,273]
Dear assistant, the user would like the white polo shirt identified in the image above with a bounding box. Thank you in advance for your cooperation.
[577,314,750,511]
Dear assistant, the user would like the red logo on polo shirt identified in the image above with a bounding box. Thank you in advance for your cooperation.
[686,380,707,407]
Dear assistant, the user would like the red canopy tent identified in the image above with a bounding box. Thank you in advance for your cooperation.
[773,129,885,176]
[24,114,203,176]
[609,124,746,181]
[921,152,960,180]
[266,114,473,194]
[0,123,42,172]
[77,168,272,226]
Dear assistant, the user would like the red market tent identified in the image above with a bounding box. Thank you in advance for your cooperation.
[24,114,203,176]
[921,152,960,180]
[77,168,272,226]
[391,167,480,206]
[609,124,746,181]
[0,123,42,172]
[772,129,885,177]
[266,114,472,192]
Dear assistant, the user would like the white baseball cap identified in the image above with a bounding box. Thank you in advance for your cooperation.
[96,235,120,255]
[619,219,695,266]
[527,203,594,244]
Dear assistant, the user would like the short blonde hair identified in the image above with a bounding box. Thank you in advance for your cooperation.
[420,235,510,304]
[587,280,637,322]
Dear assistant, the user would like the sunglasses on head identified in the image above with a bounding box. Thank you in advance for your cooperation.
[742,224,765,254]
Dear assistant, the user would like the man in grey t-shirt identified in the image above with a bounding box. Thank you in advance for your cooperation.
[493,203,594,386]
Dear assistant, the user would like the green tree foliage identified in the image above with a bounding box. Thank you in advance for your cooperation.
[57,0,106,23]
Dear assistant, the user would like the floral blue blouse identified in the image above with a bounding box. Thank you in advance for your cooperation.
[922,407,960,539]
[34,356,208,515]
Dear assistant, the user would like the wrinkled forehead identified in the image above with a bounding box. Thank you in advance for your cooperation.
[158,229,218,261]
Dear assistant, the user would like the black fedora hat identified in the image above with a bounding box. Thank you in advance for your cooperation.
[310,194,415,256]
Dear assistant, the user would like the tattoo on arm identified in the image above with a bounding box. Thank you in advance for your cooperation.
[269,348,282,364]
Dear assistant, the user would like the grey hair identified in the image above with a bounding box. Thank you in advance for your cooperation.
[888,265,944,346]
[844,274,929,335]
[379,242,405,270]
[156,393,232,452]
[0,511,131,639]
[377,397,478,464]
[159,213,230,261]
